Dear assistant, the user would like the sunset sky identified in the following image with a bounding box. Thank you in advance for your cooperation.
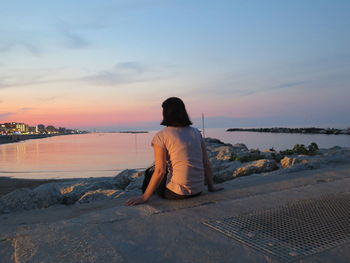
[1,0,349,130]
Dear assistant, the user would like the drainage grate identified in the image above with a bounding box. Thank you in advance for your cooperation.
[203,193,350,262]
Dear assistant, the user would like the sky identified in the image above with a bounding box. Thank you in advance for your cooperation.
[1,0,350,130]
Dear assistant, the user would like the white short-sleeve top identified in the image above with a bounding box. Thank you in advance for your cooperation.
[151,126,205,195]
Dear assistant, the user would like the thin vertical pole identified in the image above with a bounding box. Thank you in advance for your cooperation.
[202,112,205,138]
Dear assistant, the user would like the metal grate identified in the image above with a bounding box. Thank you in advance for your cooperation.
[203,193,350,262]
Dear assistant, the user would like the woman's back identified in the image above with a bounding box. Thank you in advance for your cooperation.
[152,126,204,195]
[126,97,222,206]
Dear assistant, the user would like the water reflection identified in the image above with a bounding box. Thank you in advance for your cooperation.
[1,129,349,179]
[0,133,155,179]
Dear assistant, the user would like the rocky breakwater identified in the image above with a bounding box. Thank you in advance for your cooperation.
[0,169,144,214]
[207,139,350,182]
[1,138,350,214]
[226,127,350,135]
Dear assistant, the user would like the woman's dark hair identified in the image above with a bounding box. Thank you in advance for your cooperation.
[161,97,192,127]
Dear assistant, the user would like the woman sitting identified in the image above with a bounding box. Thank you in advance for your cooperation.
[126,97,222,206]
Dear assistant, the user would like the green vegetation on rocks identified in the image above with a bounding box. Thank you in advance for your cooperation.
[280,142,319,156]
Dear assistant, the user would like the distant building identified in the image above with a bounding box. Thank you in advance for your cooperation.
[16,123,29,133]
[0,122,84,135]
[28,126,38,134]
[4,122,16,130]
[46,125,58,134]
[0,124,7,134]
[37,124,45,133]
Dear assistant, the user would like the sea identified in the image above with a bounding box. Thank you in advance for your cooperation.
[1,128,350,179]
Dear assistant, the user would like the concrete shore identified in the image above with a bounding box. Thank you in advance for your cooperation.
[1,163,350,263]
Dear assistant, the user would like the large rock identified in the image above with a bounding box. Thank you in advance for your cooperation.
[112,169,141,189]
[213,161,242,183]
[125,175,144,192]
[204,137,225,145]
[0,169,143,213]
[260,149,278,159]
[56,179,119,205]
[280,155,322,169]
[233,159,278,177]
[0,186,62,214]
[232,143,249,152]
[215,146,235,161]
[281,156,310,168]
[320,147,350,163]
[207,142,249,162]
[78,189,125,203]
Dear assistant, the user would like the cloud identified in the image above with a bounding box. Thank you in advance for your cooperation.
[19,107,34,112]
[0,66,78,89]
[38,96,60,102]
[61,30,90,49]
[83,61,167,86]
[0,76,75,89]
[0,41,42,55]
[268,80,310,91]
[57,20,92,49]
[0,112,13,119]
[0,62,170,89]
[115,61,146,73]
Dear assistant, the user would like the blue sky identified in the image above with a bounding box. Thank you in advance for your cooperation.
[1,0,349,129]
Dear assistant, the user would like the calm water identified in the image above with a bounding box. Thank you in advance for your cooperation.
[1,128,350,179]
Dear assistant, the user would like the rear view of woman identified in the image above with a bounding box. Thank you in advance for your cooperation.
[126,97,222,206]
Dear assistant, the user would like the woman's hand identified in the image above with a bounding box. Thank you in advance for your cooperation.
[208,185,224,192]
[126,195,147,206]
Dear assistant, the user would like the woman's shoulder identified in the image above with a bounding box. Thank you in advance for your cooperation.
[152,127,171,140]
[188,126,202,135]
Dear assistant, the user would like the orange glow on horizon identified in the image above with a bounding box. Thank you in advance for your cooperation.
[0,108,161,128]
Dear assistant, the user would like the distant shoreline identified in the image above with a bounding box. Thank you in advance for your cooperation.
[103,131,149,134]
[226,127,350,135]
[0,133,78,145]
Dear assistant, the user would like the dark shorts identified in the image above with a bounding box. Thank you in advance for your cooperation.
[142,165,201,200]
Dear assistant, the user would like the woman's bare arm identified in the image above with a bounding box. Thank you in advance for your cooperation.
[201,139,224,192]
[126,144,167,206]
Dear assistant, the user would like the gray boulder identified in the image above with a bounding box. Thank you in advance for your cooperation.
[207,142,249,162]
[213,161,242,183]
[233,159,279,177]
[78,189,125,203]
[281,156,310,168]
[0,186,62,214]
[57,179,118,205]
[232,143,249,152]
[204,137,225,145]
[215,146,235,161]
[0,169,144,213]
[125,175,144,192]
[280,155,323,169]
[112,169,141,189]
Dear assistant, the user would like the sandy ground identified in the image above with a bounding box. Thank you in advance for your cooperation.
[1,163,350,263]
